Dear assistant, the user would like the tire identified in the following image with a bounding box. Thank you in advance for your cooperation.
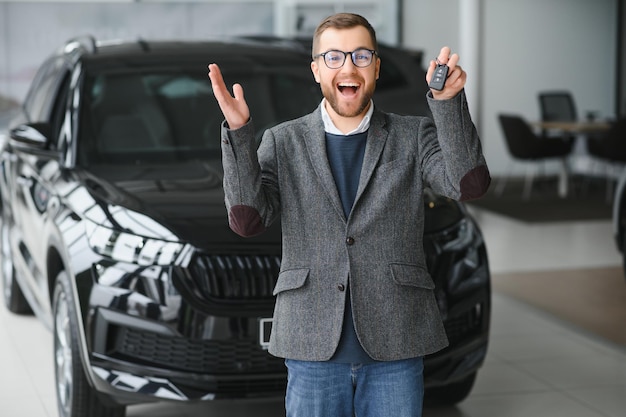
[1,213,32,314]
[53,270,126,417]
[424,372,477,407]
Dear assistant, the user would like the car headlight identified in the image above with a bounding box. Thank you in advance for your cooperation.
[84,221,186,266]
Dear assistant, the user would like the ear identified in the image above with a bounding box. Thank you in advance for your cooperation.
[311,60,321,83]
[375,57,381,80]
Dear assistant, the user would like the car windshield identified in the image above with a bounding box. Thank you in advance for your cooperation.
[78,67,321,165]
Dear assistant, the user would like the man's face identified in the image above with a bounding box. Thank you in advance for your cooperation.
[311,26,380,121]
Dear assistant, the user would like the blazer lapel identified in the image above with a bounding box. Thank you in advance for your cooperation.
[355,109,388,202]
[303,108,346,221]
[303,106,388,222]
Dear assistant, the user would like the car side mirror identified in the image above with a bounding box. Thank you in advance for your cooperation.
[10,122,52,148]
[9,122,60,159]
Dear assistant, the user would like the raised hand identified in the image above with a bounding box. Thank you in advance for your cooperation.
[208,63,250,130]
[426,46,467,100]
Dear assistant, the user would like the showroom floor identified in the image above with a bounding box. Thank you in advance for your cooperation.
[0,206,624,417]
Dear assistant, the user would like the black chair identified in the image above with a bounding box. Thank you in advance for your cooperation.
[538,91,577,122]
[538,91,580,143]
[584,118,626,200]
[497,114,574,199]
[586,118,626,162]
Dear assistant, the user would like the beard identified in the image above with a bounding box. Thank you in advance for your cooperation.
[321,81,375,118]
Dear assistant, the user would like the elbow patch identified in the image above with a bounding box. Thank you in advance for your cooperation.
[228,205,267,237]
[459,165,491,201]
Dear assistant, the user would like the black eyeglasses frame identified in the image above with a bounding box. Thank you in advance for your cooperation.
[313,48,378,69]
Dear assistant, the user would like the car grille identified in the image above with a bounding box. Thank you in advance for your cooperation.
[188,377,287,397]
[188,254,281,301]
[113,326,285,374]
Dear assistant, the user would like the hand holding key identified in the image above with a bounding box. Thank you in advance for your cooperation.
[208,63,250,130]
[426,46,467,100]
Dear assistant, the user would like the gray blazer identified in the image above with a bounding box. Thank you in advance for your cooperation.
[220,91,490,361]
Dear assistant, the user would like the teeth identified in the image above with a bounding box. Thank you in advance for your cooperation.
[338,82,359,87]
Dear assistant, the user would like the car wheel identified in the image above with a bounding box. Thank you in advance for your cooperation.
[53,270,126,417]
[424,371,477,406]
[0,212,32,314]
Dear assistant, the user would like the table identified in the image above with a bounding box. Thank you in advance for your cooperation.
[530,120,613,197]
[531,120,612,134]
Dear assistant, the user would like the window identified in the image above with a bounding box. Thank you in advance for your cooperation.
[376,51,409,91]
[23,57,67,123]
[79,67,320,165]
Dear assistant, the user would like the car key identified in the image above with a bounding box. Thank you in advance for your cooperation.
[429,60,448,91]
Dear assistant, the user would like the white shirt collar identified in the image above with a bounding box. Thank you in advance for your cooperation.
[320,98,374,136]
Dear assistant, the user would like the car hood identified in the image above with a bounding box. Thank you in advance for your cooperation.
[71,160,281,251]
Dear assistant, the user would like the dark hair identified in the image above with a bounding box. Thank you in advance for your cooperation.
[312,13,378,58]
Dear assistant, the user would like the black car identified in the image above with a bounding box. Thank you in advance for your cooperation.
[612,157,626,277]
[0,36,490,417]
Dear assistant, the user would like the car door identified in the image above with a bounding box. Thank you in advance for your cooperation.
[9,57,70,317]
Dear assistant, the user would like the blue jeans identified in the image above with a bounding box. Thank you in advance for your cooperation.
[285,357,424,417]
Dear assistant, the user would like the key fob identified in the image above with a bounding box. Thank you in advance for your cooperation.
[429,63,448,91]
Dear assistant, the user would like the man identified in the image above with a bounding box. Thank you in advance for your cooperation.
[208,12,490,417]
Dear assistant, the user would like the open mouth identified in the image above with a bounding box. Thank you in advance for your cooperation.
[337,82,360,96]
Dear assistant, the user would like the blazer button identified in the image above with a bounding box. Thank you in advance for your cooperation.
[337,284,345,292]
[346,237,355,246]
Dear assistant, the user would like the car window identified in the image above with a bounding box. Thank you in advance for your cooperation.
[230,70,321,138]
[376,52,410,91]
[79,68,320,165]
[50,73,71,149]
[269,72,321,124]
[23,56,67,122]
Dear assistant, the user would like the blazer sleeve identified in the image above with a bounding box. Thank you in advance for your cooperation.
[220,120,280,237]
[420,89,491,201]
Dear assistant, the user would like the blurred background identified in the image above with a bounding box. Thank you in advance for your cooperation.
[0,0,623,177]
[0,2,625,417]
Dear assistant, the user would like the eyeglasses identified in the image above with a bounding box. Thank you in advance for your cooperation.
[313,48,377,69]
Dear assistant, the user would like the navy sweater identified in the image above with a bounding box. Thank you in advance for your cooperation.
[325,131,375,363]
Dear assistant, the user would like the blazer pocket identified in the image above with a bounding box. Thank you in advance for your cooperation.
[272,268,310,295]
[375,156,412,177]
[389,263,435,290]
